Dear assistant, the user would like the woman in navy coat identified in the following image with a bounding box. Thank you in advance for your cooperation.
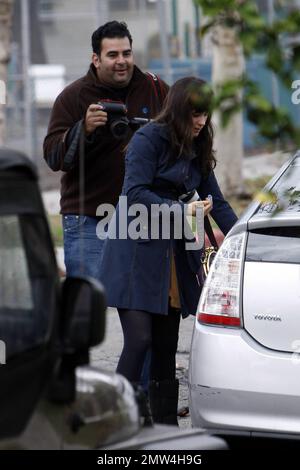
[99,77,237,424]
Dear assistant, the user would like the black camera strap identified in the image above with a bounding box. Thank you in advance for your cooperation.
[204,216,218,250]
[146,72,164,106]
[78,122,86,274]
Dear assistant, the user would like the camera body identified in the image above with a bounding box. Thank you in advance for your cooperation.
[179,189,200,204]
[178,190,213,208]
[98,101,129,139]
[98,100,150,139]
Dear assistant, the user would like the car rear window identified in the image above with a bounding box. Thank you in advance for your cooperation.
[255,155,300,217]
[246,227,300,263]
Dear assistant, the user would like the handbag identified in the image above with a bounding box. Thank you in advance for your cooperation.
[196,216,219,286]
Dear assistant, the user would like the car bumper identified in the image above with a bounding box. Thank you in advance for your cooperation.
[189,320,300,435]
[101,424,227,450]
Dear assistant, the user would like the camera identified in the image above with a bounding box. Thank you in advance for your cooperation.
[178,189,200,204]
[98,100,150,140]
[178,190,213,207]
[97,101,129,139]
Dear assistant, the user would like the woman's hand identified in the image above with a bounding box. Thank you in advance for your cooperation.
[187,198,213,217]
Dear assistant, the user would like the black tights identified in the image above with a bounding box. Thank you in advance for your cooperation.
[116,308,181,383]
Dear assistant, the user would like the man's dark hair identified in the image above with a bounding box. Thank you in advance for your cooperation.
[92,21,133,55]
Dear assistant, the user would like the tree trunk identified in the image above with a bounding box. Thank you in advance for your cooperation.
[0,0,14,145]
[212,25,244,196]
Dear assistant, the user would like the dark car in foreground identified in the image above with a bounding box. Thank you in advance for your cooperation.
[189,150,300,443]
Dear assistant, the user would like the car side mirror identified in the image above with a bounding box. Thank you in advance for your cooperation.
[60,276,106,352]
[47,277,106,405]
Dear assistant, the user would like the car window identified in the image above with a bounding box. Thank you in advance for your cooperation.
[0,215,58,359]
[246,227,300,263]
[0,216,33,310]
[272,155,300,197]
[257,155,300,216]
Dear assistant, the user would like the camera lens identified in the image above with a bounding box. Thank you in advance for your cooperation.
[110,119,130,139]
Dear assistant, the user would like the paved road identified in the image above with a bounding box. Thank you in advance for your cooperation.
[90,307,194,429]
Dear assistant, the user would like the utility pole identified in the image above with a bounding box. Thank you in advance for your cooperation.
[139,0,149,67]
[267,0,280,150]
[0,0,14,146]
[267,0,280,108]
[94,0,109,29]
[156,0,172,84]
[21,0,34,160]
[194,2,201,57]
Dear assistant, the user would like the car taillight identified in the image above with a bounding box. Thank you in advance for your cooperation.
[197,233,246,327]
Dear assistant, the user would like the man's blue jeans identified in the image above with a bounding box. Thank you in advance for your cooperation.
[62,215,106,280]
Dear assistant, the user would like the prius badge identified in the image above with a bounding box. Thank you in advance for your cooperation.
[254,314,282,322]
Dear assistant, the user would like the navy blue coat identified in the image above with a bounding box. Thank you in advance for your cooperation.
[99,122,237,317]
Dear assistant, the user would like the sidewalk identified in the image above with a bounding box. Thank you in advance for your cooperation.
[242,150,289,179]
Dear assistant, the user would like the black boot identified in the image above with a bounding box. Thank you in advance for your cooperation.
[131,382,153,427]
[149,379,179,425]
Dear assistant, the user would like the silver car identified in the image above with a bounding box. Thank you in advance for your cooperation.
[189,151,300,439]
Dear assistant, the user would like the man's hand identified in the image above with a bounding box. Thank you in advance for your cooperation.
[84,104,108,135]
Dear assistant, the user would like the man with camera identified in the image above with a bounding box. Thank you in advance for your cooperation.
[43,21,168,280]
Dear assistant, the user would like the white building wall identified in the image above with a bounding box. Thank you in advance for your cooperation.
[39,0,212,81]
[41,0,159,79]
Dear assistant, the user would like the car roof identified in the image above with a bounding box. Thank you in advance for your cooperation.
[0,148,37,180]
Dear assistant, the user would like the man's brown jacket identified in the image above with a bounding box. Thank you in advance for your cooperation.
[43,64,168,216]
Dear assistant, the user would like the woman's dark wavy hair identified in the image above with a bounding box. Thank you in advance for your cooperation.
[155,76,216,175]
